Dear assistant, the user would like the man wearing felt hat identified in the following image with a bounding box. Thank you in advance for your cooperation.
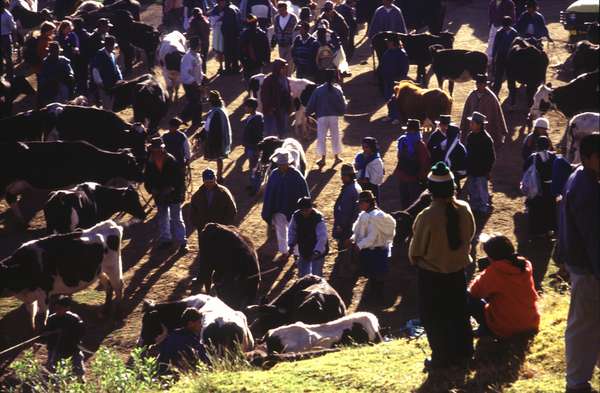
[396,119,431,209]
[190,167,237,242]
[464,111,496,216]
[287,197,329,277]
[333,163,362,247]
[239,14,270,80]
[262,147,310,262]
[429,115,468,190]
[144,137,188,253]
[522,117,553,161]
[460,73,508,145]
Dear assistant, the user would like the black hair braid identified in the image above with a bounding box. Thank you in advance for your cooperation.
[446,200,462,251]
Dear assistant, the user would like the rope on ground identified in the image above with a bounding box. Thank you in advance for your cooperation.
[0,330,59,359]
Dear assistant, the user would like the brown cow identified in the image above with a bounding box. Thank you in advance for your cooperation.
[393,80,452,128]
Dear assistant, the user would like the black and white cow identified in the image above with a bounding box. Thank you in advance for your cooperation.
[44,182,147,234]
[265,312,382,353]
[530,71,600,119]
[111,74,168,135]
[0,220,124,330]
[138,294,254,352]
[245,275,347,339]
[195,224,260,310]
[505,37,549,107]
[429,45,488,96]
[252,136,308,194]
[157,31,187,101]
[0,141,144,224]
[564,112,600,164]
[0,104,148,162]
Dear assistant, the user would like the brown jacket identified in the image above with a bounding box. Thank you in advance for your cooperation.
[190,184,237,232]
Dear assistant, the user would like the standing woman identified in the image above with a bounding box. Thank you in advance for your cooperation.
[56,20,81,95]
[354,137,384,203]
[409,162,476,371]
[201,90,232,182]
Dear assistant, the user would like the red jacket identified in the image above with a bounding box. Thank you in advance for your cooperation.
[469,258,540,338]
[395,139,430,182]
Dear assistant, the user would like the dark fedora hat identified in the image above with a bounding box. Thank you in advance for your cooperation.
[435,114,452,125]
[402,119,421,132]
[468,111,488,125]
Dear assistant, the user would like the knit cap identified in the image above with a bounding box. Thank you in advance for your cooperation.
[427,161,455,198]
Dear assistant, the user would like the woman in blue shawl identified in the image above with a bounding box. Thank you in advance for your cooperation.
[202,90,232,182]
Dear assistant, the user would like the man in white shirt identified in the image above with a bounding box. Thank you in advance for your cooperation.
[346,190,396,303]
[0,1,16,77]
[180,36,204,133]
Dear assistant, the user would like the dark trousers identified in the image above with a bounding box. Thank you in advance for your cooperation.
[223,36,240,72]
[418,267,474,366]
[492,58,506,95]
[398,180,424,210]
[201,45,209,74]
[181,83,203,130]
[344,32,356,60]
[1,35,13,77]
[527,193,557,236]
[467,295,492,336]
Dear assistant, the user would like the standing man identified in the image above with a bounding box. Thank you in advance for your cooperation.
[487,0,515,61]
[220,0,241,75]
[379,36,409,125]
[460,73,508,145]
[318,2,349,59]
[515,0,552,41]
[163,117,192,167]
[91,35,122,111]
[368,0,407,41]
[190,167,237,235]
[428,115,453,161]
[491,16,518,95]
[288,197,329,277]
[346,190,396,303]
[261,147,310,262]
[335,0,358,60]
[292,21,320,81]
[186,8,211,74]
[562,133,599,393]
[239,14,270,81]
[305,68,347,167]
[43,295,85,378]
[333,163,362,248]
[260,58,292,137]
[180,37,204,134]
[0,1,16,77]
[272,2,297,76]
[144,137,188,253]
[464,112,496,216]
[396,119,431,209]
[38,41,74,105]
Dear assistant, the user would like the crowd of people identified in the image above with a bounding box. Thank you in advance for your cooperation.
[0,0,598,391]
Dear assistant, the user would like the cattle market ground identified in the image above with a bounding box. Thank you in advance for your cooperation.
[0,0,598,391]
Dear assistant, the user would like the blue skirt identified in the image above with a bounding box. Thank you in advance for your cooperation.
[359,247,390,278]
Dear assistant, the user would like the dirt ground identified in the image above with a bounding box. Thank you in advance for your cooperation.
[0,0,575,379]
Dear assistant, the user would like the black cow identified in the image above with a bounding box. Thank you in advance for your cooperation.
[137,294,254,352]
[44,182,146,233]
[111,74,167,135]
[0,104,148,161]
[572,40,599,76]
[11,6,53,29]
[429,45,488,96]
[109,10,160,75]
[506,37,549,107]
[0,220,123,330]
[0,141,144,223]
[587,21,600,44]
[0,75,36,119]
[194,223,261,310]
[245,275,347,338]
[531,71,600,119]
[77,0,140,25]
[391,190,432,247]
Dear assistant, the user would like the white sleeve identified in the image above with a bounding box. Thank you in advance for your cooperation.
[357,218,378,250]
[366,159,385,186]
[314,221,328,254]
[92,68,103,86]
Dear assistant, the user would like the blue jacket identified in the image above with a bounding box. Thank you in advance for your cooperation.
[305,83,347,118]
[262,167,310,222]
[492,27,518,61]
[333,180,362,241]
[380,47,409,84]
[91,49,122,89]
[560,167,599,278]
[157,328,209,373]
[292,34,320,79]
[515,11,549,39]
[242,112,264,148]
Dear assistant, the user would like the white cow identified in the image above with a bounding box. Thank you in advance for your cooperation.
[157,31,187,101]
[565,112,600,164]
[265,312,382,354]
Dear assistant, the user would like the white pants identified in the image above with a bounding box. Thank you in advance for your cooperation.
[316,116,342,157]
[486,25,501,61]
[565,269,600,390]
[272,213,290,254]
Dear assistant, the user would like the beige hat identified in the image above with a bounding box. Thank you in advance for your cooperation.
[270,147,293,165]
[533,117,549,129]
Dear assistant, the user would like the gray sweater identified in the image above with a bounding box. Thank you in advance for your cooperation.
[305,83,347,118]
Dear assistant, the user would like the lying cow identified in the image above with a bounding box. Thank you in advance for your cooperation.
[194,223,261,310]
[158,30,187,101]
[429,45,488,96]
[393,80,452,127]
[506,37,549,107]
[0,220,124,330]
[44,182,147,234]
[0,141,144,225]
[246,274,347,338]
[530,71,600,119]
[564,112,600,164]
[265,312,382,353]
[111,74,168,135]
[138,294,254,352]
[0,104,148,162]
